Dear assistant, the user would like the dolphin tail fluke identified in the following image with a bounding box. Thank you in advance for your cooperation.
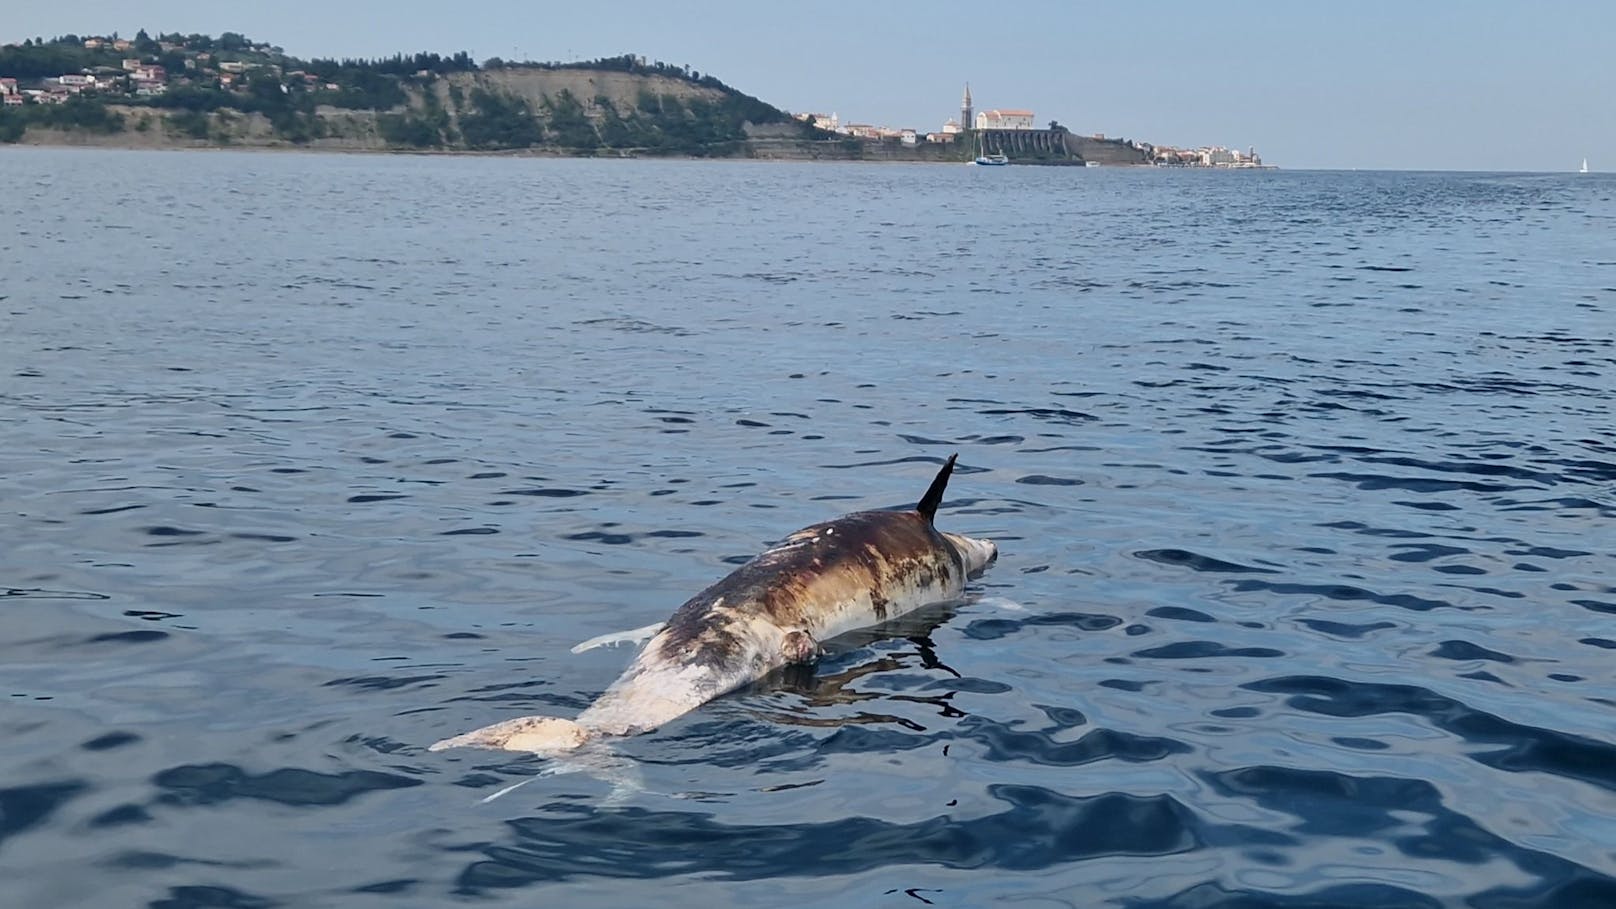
[917,453,958,523]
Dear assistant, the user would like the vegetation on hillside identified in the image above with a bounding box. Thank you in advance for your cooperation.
[0,33,813,153]
[0,96,125,141]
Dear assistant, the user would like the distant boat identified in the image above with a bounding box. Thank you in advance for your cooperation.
[1581,158,1589,174]
[971,131,1008,166]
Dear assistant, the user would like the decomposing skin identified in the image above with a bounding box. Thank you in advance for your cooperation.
[430,454,997,754]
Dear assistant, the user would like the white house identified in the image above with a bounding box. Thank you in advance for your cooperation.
[793,111,840,132]
[974,109,1035,130]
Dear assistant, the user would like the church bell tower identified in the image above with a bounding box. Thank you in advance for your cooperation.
[961,83,973,131]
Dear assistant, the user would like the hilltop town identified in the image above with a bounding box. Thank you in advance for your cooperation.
[0,31,1267,166]
[794,85,1266,168]
[1,31,355,106]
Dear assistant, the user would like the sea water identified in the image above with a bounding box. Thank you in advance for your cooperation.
[2,147,1613,907]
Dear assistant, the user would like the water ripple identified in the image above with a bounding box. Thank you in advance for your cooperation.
[456,786,1227,889]
[2,154,1611,906]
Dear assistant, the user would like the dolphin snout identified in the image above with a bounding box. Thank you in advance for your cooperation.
[944,532,998,575]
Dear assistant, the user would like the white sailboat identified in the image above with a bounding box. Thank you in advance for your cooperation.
[1580,158,1589,174]
[973,130,1008,166]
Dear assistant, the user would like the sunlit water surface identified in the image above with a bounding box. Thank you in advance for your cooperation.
[2,148,1614,908]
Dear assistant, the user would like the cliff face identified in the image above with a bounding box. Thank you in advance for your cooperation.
[4,64,975,164]
[3,63,836,157]
[450,68,728,112]
[400,67,790,154]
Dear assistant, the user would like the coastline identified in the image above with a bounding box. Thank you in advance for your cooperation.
[0,135,872,162]
[0,138,1260,168]
[2,38,1269,170]
[0,130,1001,164]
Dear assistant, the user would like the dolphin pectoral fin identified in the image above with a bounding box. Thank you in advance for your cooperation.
[570,621,667,654]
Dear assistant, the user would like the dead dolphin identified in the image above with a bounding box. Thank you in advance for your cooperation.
[430,454,997,754]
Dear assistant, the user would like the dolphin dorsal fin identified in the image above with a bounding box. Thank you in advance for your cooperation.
[916,453,958,524]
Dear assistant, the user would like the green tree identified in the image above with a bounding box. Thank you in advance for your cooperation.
[0,113,25,143]
[246,70,287,107]
[594,96,640,148]
[270,109,323,143]
[458,88,545,148]
[0,41,96,79]
[541,88,597,149]
[168,109,212,139]
[378,113,439,147]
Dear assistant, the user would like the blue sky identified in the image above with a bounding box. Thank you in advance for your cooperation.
[5,1,1611,171]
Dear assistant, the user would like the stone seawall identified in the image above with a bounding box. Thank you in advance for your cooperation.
[1062,133,1152,165]
[975,128,1153,165]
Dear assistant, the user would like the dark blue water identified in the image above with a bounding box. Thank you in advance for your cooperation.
[2,147,1613,907]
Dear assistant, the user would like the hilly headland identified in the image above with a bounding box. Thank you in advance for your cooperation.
[0,30,1186,165]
